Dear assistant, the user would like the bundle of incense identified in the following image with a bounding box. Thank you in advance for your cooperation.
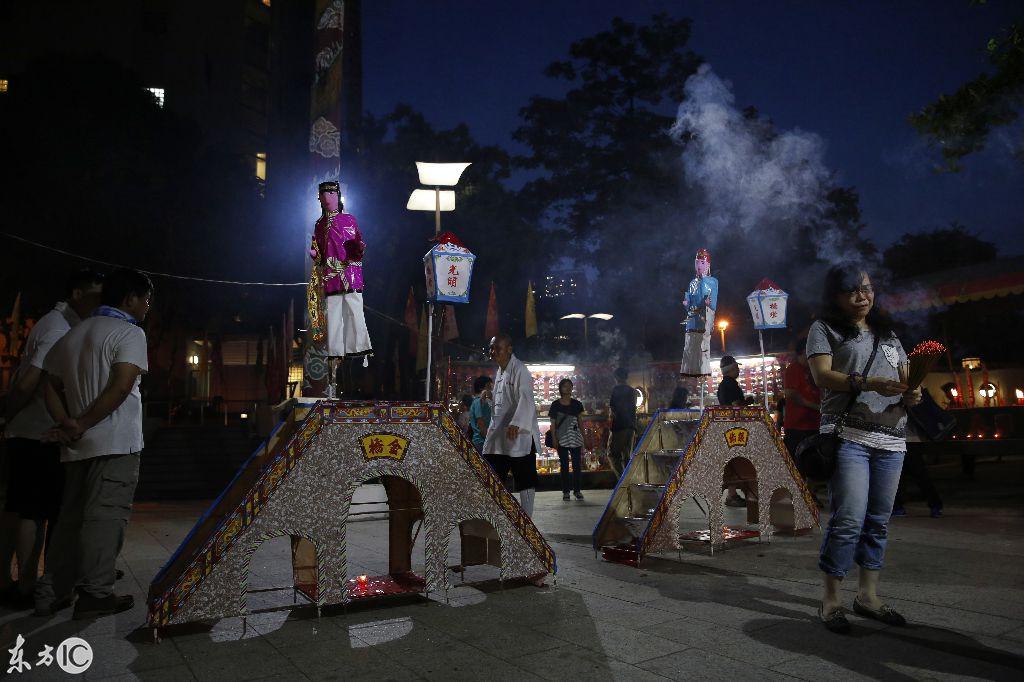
[906,340,947,390]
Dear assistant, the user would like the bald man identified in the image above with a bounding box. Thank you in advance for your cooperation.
[481,333,542,516]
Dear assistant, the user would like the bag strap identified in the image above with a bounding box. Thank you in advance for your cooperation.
[551,405,567,429]
[836,332,881,435]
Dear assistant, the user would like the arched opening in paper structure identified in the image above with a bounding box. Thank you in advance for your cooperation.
[344,475,428,601]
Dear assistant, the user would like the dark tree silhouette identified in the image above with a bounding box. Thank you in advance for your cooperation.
[883,223,998,279]
[909,21,1024,172]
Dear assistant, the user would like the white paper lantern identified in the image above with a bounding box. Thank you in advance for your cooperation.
[424,231,476,304]
[747,278,789,330]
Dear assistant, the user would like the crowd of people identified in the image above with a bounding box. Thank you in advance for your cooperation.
[452,262,948,636]
[453,346,644,510]
[1,260,952,638]
[0,267,153,620]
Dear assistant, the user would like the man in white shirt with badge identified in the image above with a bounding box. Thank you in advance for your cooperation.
[35,268,152,619]
[0,269,104,610]
[482,333,542,517]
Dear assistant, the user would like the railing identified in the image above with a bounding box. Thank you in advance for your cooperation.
[143,399,263,427]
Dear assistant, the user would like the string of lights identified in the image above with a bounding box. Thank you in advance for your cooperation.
[1,230,488,356]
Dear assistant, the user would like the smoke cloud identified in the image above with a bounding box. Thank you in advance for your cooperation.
[670,64,862,266]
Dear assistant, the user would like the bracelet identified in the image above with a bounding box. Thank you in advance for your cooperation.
[847,372,864,391]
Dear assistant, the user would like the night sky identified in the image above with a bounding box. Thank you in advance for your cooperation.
[364,1,1023,253]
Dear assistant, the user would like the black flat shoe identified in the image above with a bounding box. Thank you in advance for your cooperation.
[853,597,906,626]
[73,593,134,620]
[818,606,851,634]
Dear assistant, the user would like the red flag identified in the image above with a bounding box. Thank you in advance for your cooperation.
[484,282,499,342]
[443,305,459,341]
[404,286,418,356]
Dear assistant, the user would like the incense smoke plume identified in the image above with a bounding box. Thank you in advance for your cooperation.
[670,64,864,266]
[561,64,885,360]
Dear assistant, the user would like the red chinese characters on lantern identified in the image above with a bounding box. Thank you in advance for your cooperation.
[447,276,459,288]
[448,265,458,275]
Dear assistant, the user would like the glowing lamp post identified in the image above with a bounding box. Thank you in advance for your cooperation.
[717,319,729,352]
[746,278,789,410]
[407,162,470,237]
[407,162,471,401]
[560,313,613,353]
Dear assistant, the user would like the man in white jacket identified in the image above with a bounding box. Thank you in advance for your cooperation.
[482,333,542,516]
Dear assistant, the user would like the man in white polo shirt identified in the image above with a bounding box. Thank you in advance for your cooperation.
[0,269,104,610]
[34,268,152,619]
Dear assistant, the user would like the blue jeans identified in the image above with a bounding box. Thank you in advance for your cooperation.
[557,447,582,495]
[819,439,904,578]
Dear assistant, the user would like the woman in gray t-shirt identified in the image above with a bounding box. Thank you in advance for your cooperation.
[807,265,920,634]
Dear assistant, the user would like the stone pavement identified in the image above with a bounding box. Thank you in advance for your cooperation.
[2,456,1023,681]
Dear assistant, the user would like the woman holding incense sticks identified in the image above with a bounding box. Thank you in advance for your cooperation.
[805,264,921,634]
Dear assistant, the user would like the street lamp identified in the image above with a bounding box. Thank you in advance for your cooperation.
[406,162,471,401]
[717,319,729,352]
[407,162,471,236]
[560,313,613,349]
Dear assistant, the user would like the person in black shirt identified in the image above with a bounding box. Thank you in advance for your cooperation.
[716,355,748,507]
[670,383,690,409]
[549,379,586,501]
[717,355,746,406]
[608,367,638,476]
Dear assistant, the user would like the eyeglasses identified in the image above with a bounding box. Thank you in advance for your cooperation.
[845,285,874,297]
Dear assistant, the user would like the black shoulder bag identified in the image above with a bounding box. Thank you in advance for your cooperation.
[795,331,880,481]
[544,408,566,448]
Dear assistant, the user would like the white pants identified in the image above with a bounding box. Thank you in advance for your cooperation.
[327,292,372,358]
[679,311,714,377]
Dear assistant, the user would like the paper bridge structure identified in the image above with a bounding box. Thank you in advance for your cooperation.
[594,407,819,566]
[147,401,555,630]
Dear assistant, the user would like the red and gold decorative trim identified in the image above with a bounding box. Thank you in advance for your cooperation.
[434,410,557,575]
[148,400,556,628]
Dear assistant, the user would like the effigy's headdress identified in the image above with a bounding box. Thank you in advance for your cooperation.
[318,181,340,194]
[696,248,711,263]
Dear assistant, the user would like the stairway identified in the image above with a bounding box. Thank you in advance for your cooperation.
[136,424,261,500]
[592,410,702,565]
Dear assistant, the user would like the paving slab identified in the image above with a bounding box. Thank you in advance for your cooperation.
[1,456,1022,680]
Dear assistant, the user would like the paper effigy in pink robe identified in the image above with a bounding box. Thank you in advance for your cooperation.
[309,183,372,359]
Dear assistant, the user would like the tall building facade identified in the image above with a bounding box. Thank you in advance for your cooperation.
[0,0,330,194]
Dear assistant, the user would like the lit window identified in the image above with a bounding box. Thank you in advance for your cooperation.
[255,152,267,181]
[146,87,165,107]
[0,79,8,93]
